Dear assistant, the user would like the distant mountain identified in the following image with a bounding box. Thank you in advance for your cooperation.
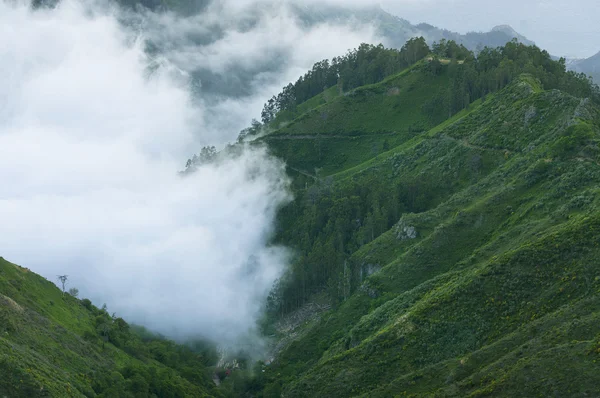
[291,4,534,52]
[119,1,536,101]
[569,51,600,83]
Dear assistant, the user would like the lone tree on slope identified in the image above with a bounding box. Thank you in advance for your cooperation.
[57,275,68,294]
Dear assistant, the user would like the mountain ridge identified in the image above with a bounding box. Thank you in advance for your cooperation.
[288,3,535,51]
[238,39,600,396]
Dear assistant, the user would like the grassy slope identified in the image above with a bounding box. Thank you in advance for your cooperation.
[0,257,219,397]
[257,76,600,397]
[262,62,450,178]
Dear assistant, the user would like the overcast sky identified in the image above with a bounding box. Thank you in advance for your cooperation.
[378,0,600,58]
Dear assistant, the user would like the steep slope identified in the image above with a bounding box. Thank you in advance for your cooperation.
[0,257,220,397]
[250,39,599,318]
[251,72,600,396]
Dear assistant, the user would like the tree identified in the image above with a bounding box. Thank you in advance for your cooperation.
[401,37,430,65]
[81,298,93,310]
[68,288,79,298]
[237,119,263,142]
[57,275,68,294]
[97,322,111,348]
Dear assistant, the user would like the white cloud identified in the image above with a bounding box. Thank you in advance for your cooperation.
[0,0,291,345]
[136,0,380,143]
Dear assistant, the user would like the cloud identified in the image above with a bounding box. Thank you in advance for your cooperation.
[0,0,392,347]
[133,0,380,143]
[0,0,293,345]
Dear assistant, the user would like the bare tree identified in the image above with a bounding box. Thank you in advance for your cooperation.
[57,275,68,294]
[68,288,79,298]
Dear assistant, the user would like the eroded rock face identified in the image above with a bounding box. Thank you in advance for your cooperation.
[394,220,417,240]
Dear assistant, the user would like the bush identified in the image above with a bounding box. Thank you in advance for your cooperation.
[81,298,93,310]
[0,308,17,333]
[83,330,98,342]
[551,123,594,158]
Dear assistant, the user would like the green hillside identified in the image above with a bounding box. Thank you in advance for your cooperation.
[263,64,449,178]
[0,257,221,397]
[243,42,600,397]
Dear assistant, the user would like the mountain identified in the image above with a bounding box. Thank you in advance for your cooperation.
[401,22,535,52]
[5,3,598,397]
[237,41,600,397]
[0,257,221,397]
[570,51,600,83]
[272,4,534,53]
[5,38,598,396]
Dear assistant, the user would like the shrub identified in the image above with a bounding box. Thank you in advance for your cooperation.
[81,298,93,310]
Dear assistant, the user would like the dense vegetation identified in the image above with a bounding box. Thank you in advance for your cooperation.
[259,38,431,125]
[258,38,598,132]
[258,40,600,318]
[0,257,221,397]
[232,39,600,397]
[423,39,599,123]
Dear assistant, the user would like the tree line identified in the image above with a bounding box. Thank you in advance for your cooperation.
[422,39,600,124]
[260,38,431,124]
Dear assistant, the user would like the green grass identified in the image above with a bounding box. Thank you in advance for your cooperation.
[261,63,452,176]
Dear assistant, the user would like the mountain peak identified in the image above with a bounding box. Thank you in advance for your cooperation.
[491,24,518,35]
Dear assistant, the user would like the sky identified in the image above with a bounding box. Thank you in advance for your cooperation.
[380,0,600,58]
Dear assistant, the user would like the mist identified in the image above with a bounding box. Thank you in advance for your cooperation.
[0,0,382,345]
[130,0,380,143]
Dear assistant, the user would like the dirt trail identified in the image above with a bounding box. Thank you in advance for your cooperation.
[287,166,317,180]
[265,132,402,140]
